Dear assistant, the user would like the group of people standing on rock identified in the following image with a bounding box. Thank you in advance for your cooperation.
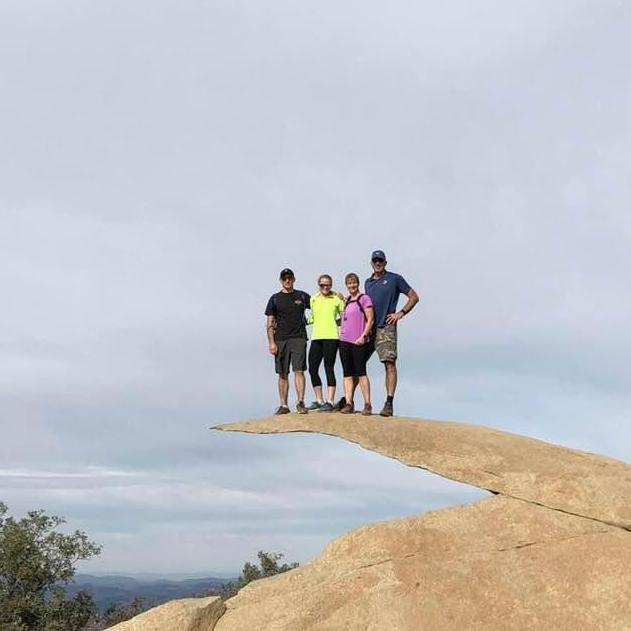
[265,250,419,417]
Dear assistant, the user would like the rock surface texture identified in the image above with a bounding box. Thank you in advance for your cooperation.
[214,497,631,631]
[216,414,631,528]
[107,596,225,631]
[113,414,631,630]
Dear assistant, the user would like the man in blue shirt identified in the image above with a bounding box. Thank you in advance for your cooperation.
[365,250,419,417]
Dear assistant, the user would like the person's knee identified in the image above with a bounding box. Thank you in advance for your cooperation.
[384,361,397,373]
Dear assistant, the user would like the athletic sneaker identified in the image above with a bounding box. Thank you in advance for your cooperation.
[318,402,334,412]
[296,401,308,414]
[332,397,347,411]
[307,401,323,410]
[379,401,393,417]
[340,402,355,414]
[274,405,290,415]
[361,404,372,416]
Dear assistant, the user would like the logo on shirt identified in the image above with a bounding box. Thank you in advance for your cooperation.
[383,279,388,284]
[294,300,303,305]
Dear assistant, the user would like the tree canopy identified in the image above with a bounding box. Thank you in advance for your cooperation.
[220,550,299,600]
[0,502,101,631]
[1,501,299,628]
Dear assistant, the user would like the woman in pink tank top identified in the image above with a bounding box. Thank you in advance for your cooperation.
[338,272,375,415]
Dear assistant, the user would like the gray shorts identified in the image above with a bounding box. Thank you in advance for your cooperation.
[375,324,397,362]
[275,338,307,374]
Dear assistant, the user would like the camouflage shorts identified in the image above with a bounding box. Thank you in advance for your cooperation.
[374,324,397,362]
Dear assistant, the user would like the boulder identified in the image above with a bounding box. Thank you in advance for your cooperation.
[214,496,631,631]
[106,596,225,631]
[211,414,631,630]
[114,415,631,630]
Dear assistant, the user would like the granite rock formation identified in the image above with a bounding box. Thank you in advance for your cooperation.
[110,414,631,630]
[107,596,225,631]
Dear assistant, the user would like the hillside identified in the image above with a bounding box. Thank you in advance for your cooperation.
[68,574,233,610]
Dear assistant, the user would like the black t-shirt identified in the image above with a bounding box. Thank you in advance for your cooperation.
[265,290,311,341]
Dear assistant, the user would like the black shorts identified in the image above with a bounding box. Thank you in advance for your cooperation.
[275,338,307,374]
[339,340,371,378]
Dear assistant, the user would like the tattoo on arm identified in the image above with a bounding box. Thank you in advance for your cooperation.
[266,316,276,343]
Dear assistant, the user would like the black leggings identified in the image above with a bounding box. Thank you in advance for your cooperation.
[308,339,339,388]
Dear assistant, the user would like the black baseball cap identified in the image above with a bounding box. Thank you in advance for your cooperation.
[279,268,295,279]
[371,250,386,261]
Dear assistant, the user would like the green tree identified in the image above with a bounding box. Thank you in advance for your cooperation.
[219,551,299,600]
[94,597,145,629]
[0,501,101,631]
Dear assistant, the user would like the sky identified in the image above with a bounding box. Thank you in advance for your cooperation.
[1,0,630,575]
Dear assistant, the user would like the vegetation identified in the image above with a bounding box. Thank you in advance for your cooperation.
[0,501,100,631]
[219,550,299,600]
[0,501,298,629]
[94,597,145,629]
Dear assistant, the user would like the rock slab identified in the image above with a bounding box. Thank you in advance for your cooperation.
[215,413,631,529]
[112,415,631,630]
[106,596,225,631]
[214,496,631,631]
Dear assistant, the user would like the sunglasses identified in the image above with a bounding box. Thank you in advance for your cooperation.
[372,258,385,263]
[319,283,332,288]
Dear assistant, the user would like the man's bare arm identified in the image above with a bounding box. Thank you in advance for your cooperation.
[401,288,419,314]
[386,288,420,324]
[266,315,277,354]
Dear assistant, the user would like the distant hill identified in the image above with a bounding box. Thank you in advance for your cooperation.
[68,574,235,611]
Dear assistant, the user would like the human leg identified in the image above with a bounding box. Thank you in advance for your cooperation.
[353,343,371,413]
[322,340,338,403]
[375,325,398,416]
[295,371,306,405]
[289,338,308,413]
[308,340,324,405]
[385,360,397,397]
[339,341,355,413]
[343,377,355,406]
[358,376,371,412]
[308,340,324,390]
[274,341,290,413]
[278,373,289,406]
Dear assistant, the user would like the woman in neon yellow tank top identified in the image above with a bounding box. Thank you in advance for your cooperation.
[306,274,344,411]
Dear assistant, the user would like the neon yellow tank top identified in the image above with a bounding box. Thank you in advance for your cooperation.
[307,293,344,340]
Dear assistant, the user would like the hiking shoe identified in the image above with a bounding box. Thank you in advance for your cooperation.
[340,402,355,414]
[318,402,334,412]
[274,405,290,415]
[332,397,346,411]
[361,404,372,416]
[296,401,308,414]
[379,401,393,417]
[307,401,323,410]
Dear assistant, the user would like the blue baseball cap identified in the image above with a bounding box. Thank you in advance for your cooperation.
[371,250,386,261]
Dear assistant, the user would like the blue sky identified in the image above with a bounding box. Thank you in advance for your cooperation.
[1,0,630,574]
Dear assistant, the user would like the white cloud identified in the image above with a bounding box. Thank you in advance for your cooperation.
[1,0,629,573]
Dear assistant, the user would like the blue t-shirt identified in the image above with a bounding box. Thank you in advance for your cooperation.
[365,271,411,328]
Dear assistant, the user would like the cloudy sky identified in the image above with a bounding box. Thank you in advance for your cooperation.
[1,0,630,575]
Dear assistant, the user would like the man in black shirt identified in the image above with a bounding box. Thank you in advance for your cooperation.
[265,268,311,414]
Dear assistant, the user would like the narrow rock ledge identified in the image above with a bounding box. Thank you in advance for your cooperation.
[213,413,631,529]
